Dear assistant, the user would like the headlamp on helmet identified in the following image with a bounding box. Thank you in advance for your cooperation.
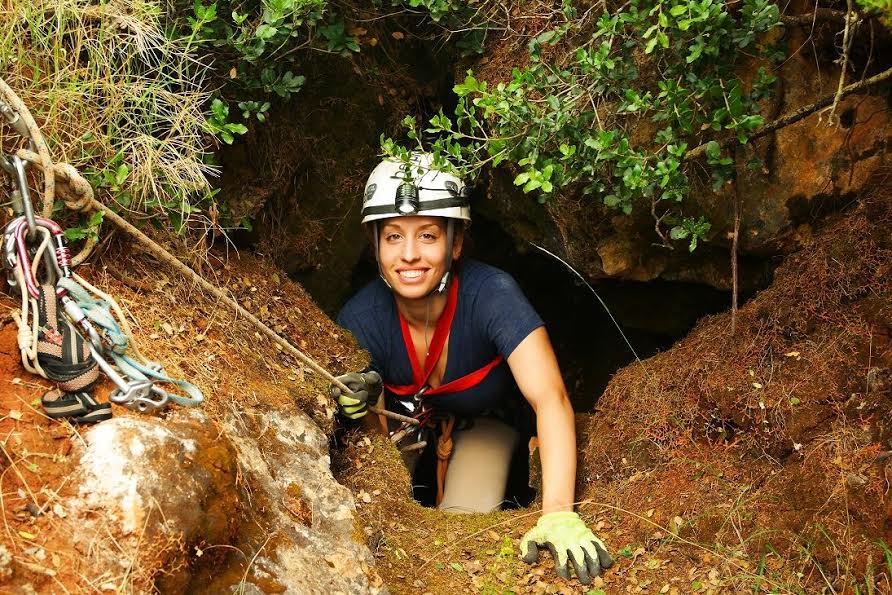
[394,165,420,215]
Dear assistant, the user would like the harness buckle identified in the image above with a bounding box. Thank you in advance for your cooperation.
[413,384,429,403]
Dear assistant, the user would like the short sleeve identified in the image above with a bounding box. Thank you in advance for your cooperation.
[336,303,387,374]
[476,271,544,359]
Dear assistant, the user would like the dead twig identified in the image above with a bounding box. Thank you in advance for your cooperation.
[827,0,858,124]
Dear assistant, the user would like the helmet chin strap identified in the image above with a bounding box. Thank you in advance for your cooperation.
[373,223,393,290]
[374,220,455,295]
[435,219,455,294]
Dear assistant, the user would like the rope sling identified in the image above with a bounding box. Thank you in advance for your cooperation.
[0,77,416,427]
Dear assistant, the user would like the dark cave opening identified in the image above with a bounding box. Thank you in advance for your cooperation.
[310,211,737,412]
[316,211,740,509]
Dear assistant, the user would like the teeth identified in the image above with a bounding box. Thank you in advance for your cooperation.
[401,270,423,279]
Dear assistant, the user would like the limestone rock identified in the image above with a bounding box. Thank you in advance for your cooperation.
[189,406,385,595]
[66,410,239,591]
[60,406,383,594]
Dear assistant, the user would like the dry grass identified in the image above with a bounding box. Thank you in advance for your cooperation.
[0,0,214,215]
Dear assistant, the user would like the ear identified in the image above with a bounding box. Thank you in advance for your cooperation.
[451,225,465,260]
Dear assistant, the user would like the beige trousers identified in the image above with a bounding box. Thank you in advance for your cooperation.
[437,417,519,513]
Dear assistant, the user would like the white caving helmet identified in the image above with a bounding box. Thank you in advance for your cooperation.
[362,152,470,293]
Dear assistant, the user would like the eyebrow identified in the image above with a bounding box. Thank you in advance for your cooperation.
[382,222,443,232]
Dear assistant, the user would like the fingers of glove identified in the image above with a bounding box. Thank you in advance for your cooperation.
[338,390,369,407]
[521,540,540,565]
[342,404,367,419]
[545,542,571,580]
[594,542,615,570]
[329,384,342,399]
[362,371,383,397]
[581,544,602,579]
[336,372,366,392]
[568,548,591,585]
[363,370,382,387]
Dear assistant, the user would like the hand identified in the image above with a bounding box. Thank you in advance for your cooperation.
[329,371,382,420]
[520,511,614,584]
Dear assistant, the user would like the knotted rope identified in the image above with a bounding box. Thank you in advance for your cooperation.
[436,415,456,506]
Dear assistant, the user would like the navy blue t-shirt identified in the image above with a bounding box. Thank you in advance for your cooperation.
[336,260,544,419]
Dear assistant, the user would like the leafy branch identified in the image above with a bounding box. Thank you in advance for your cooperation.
[384,0,783,251]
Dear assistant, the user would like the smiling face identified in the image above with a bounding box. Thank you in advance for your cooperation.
[377,216,463,300]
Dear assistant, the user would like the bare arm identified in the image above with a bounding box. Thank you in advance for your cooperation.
[507,326,576,513]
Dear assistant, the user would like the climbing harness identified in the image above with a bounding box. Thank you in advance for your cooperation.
[383,274,503,505]
[1,98,202,420]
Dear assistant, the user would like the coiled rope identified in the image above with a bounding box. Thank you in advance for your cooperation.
[0,76,415,425]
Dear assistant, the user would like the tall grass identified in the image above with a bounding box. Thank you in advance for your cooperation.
[0,0,214,217]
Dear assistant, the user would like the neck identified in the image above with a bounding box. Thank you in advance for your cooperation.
[396,290,448,329]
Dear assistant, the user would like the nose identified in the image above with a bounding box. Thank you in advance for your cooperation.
[401,236,420,262]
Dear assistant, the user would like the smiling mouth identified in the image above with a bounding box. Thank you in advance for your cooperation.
[397,269,427,281]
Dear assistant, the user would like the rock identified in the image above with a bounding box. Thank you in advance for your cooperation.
[189,406,384,594]
[58,405,382,594]
[65,410,239,591]
[473,54,892,291]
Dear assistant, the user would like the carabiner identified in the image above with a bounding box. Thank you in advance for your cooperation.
[13,216,72,299]
[7,155,36,239]
[0,101,33,148]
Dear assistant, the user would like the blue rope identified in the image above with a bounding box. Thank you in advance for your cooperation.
[57,278,203,407]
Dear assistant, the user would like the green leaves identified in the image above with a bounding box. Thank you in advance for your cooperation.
[514,163,554,194]
[206,98,249,144]
[381,0,780,252]
[318,19,360,55]
[453,71,487,96]
[183,0,325,100]
[64,210,105,241]
[669,216,711,252]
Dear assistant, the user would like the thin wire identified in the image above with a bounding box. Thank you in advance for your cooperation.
[424,294,431,358]
[529,242,641,362]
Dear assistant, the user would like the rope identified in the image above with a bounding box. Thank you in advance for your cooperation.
[0,77,54,216]
[0,76,411,423]
[17,149,98,265]
[435,415,456,506]
[10,227,54,377]
[57,277,203,407]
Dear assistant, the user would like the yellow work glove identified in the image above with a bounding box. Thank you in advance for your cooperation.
[520,511,614,584]
[329,371,382,420]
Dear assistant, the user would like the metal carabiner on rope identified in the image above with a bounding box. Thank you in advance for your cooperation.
[3,218,21,285]
[0,99,33,148]
[6,155,37,239]
[12,216,72,299]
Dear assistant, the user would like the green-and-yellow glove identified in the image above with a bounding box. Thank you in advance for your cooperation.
[520,511,614,584]
[329,371,382,420]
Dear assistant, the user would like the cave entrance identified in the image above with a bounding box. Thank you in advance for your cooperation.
[305,210,734,509]
[464,213,734,412]
[306,212,734,412]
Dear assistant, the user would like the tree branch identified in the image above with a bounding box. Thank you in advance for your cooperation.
[686,65,892,160]
[780,8,849,26]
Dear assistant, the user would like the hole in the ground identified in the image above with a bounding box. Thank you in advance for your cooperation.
[315,212,739,509]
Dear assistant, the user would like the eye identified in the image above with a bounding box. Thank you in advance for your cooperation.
[419,232,438,241]
[384,232,402,242]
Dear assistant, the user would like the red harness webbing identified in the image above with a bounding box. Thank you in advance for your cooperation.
[384,274,503,399]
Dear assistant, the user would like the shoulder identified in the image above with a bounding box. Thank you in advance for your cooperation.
[458,259,525,299]
[337,277,392,326]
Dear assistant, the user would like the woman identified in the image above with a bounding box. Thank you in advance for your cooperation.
[331,153,613,584]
